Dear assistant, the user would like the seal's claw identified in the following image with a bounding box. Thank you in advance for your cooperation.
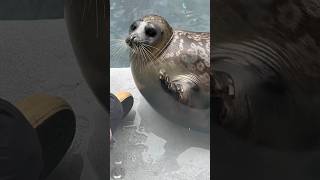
[159,74,164,80]
[168,82,174,90]
[159,70,171,89]
[165,76,170,85]
[159,69,166,75]
[175,84,186,102]
[159,69,166,80]
[176,84,182,92]
[167,81,186,102]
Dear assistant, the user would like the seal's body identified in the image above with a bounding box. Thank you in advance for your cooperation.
[126,15,210,131]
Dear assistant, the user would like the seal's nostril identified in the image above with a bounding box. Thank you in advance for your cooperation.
[130,35,136,41]
[126,35,138,47]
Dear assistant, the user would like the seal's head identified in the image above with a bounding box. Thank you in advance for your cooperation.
[126,15,173,56]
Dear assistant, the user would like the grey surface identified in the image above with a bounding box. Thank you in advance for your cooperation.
[0,0,64,20]
[110,68,210,180]
[0,19,108,179]
[110,0,210,67]
[213,125,320,180]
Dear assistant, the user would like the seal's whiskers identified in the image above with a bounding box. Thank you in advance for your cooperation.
[141,45,157,72]
[110,38,129,63]
[138,45,148,73]
[142,43,161,51]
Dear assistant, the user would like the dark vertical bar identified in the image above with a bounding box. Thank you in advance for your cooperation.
[106,0,111,177]
[210,0,214,179]
[64,0,110,178]
[64,0,108,110]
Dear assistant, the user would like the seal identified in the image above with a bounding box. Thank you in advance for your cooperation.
[213,0,320,150]
[125,15,210,131]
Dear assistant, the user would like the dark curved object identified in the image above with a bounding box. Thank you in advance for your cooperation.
[0,98,42,180]
[37,109,76,179]
[213,0,320,150]
[64,0,108,110]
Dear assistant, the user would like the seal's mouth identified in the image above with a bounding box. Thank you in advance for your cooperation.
[125,35,141,48]
[125,34,151,49]
[125,36,135,48]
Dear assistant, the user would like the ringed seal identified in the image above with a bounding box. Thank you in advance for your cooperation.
[125,15,210,131]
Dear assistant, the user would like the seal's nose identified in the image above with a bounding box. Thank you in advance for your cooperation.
[126,34,137,47]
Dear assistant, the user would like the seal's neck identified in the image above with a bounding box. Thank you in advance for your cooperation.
[154,32,174,58]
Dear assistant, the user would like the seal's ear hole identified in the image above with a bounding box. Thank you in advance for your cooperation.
[145,26,157,37]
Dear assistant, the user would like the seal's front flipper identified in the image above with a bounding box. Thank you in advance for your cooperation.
[159,70,206,108]
[159,70,189,104]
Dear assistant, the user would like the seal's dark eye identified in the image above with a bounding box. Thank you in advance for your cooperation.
[130,23,137,31]
[145,27,157,37]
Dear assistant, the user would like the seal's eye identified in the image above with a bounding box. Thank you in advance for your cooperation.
[145,27,157,37]
[130,22,138,31]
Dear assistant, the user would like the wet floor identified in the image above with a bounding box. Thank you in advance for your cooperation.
[110,68,210,180]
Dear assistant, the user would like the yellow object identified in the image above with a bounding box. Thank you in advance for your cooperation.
[15,93,73,128]
[114,91,134,118]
